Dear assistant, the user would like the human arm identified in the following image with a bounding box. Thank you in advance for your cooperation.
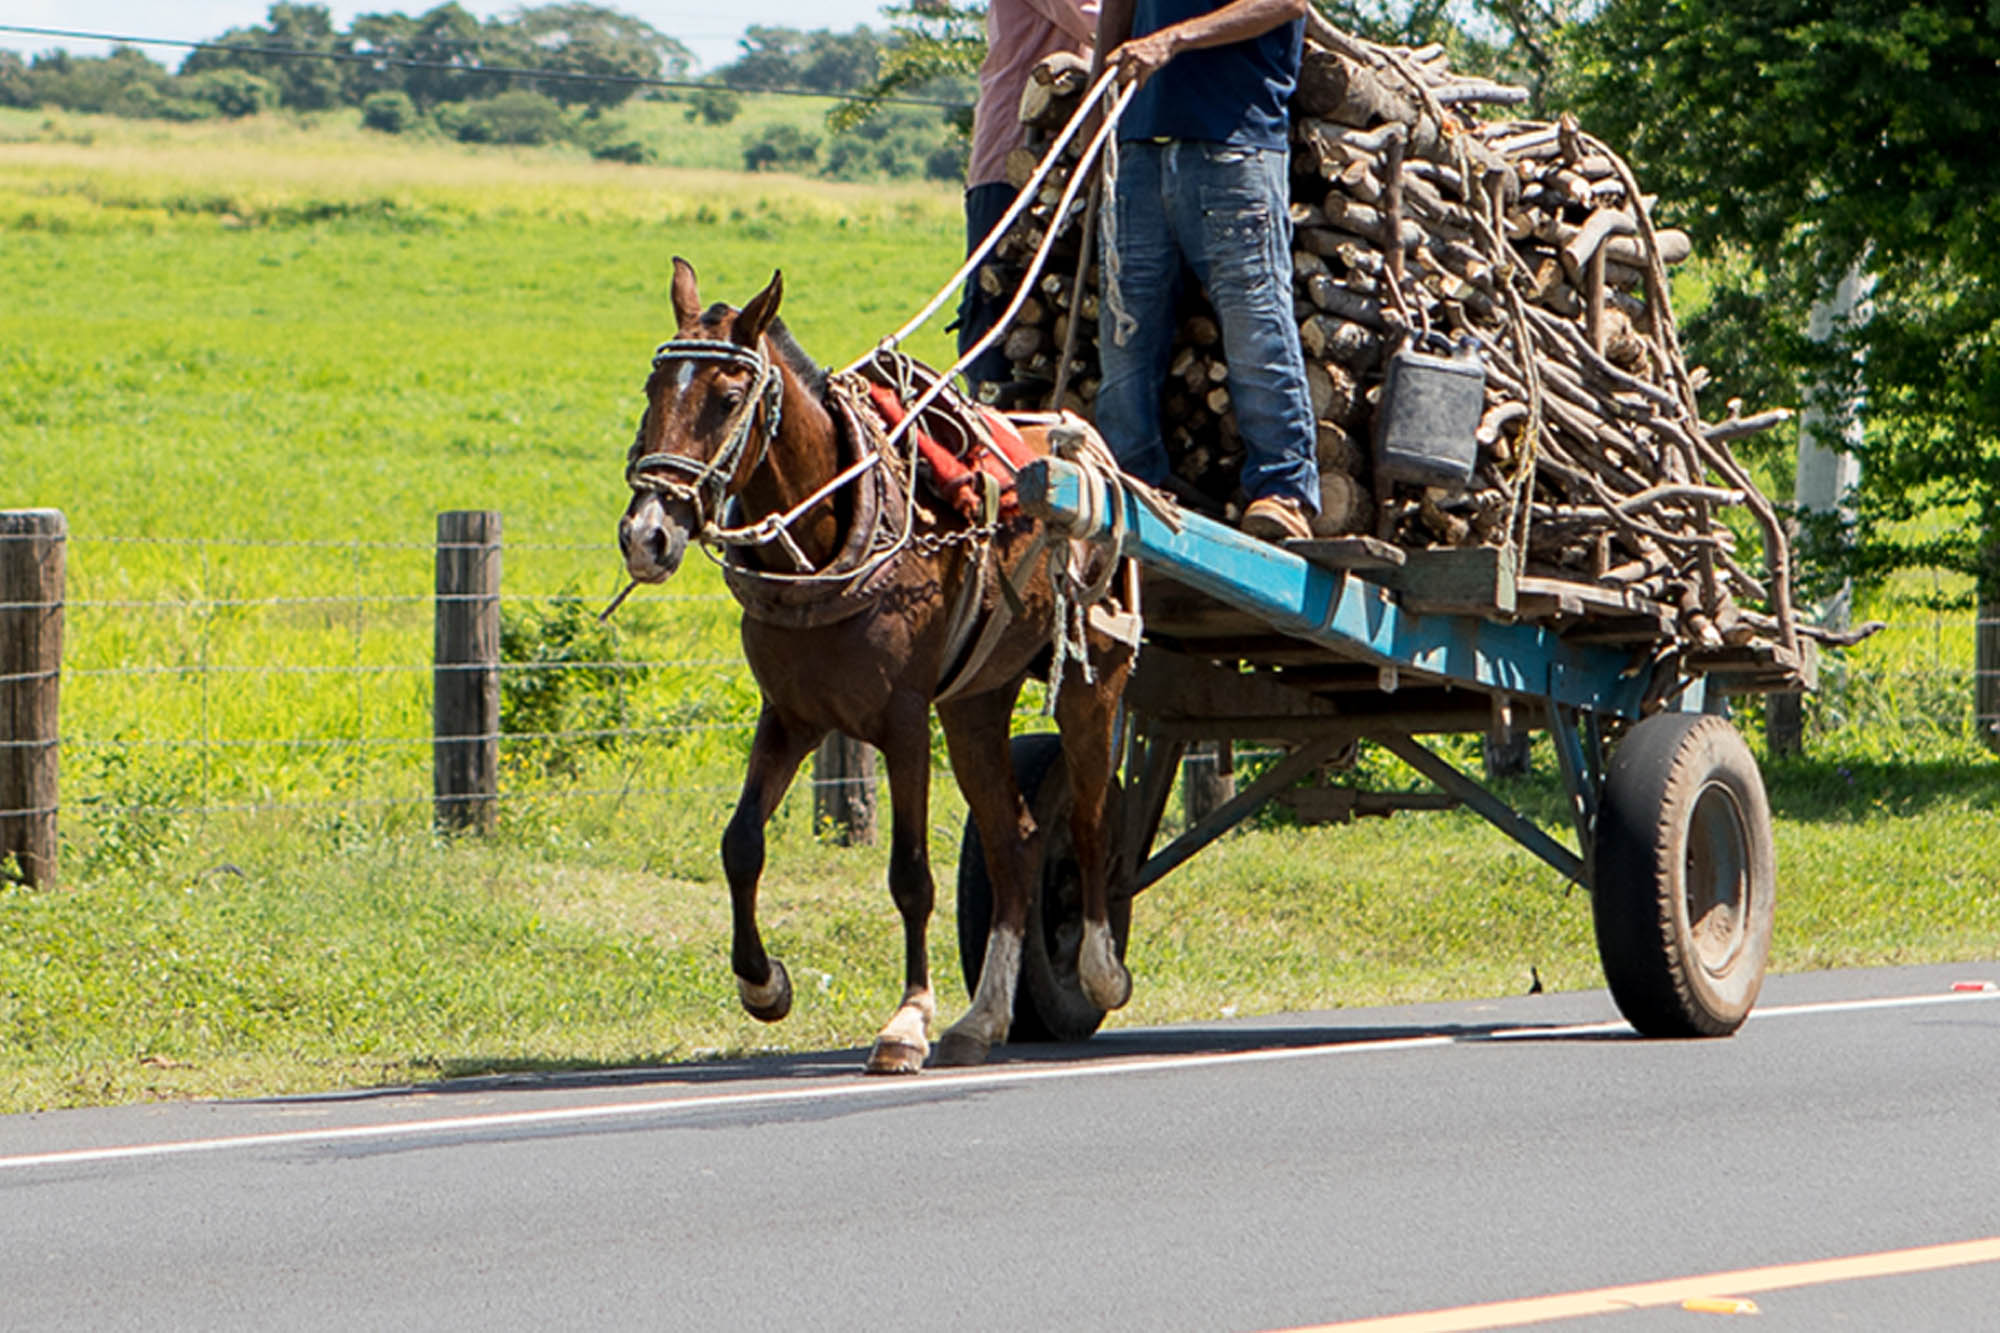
[1102,0,1308,89]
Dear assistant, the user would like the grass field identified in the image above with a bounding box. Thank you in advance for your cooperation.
[2,109,1997,1114]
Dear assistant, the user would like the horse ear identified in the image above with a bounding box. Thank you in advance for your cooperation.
[733,270,784,349]
[670,256,701,329]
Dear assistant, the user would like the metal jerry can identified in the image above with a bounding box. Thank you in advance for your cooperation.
[1373,335,1486,490]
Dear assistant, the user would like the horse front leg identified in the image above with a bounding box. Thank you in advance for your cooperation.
[932,686,1035,1067]
[863,698,941,1076]
[1058,640,1137,1013]
[723,704,824,1023]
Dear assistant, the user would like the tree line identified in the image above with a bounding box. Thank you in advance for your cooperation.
[0,2,969,176]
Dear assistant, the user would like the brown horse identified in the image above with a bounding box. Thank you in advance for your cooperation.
[617,258,1134,1073]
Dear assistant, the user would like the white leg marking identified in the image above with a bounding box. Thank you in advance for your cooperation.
[1078,920,1132,1012]
[868,987,936,1073]
[945,926,1022,1053]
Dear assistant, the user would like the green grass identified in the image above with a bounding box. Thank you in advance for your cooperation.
[1,112,1996,1114]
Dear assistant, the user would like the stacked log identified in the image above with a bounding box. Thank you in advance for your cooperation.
[985,37,1809,658]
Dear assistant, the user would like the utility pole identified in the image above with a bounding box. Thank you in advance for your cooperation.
[1769,264,1868,756]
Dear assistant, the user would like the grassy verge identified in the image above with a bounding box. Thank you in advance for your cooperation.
[1,113,1996,1114]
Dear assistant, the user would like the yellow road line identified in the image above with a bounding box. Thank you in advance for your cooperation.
[1275,1236,2000,1332]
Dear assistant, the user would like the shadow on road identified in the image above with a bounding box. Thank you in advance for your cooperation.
[243,1009,1638,1107]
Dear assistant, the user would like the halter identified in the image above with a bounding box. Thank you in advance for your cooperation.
[624,338,785,535]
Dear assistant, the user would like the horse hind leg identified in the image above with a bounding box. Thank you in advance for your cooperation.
[1059,639,1136,1013]
[932,687,1035,1067]
[724,706,823,1023]
[863,706,940,1076]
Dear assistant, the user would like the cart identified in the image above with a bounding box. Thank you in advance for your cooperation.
[957,451,1811,1045]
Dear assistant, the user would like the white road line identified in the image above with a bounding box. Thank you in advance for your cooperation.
[1,984,1992,1174]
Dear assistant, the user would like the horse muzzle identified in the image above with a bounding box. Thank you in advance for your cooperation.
[619,491,695,583]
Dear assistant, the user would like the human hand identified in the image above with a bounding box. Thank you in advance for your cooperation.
[1110,29,1178,89]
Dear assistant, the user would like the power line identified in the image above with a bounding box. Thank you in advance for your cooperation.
[0,23,969,111]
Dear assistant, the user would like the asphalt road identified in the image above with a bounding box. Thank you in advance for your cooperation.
[4,962,1997,1332]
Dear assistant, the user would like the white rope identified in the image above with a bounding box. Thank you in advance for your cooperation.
[848,67,1134,374]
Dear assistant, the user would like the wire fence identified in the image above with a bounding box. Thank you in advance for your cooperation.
[1,518,1991,883]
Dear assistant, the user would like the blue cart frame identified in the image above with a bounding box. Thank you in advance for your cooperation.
[976,455,1798,1041]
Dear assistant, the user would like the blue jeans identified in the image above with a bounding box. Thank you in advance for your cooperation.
[1096,141,1319,512]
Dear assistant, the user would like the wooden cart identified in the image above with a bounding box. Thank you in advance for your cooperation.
[957,454,1811,1044]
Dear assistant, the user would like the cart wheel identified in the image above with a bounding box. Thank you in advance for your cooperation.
[1592,713,1775,1037]
[958,734,1130,1043]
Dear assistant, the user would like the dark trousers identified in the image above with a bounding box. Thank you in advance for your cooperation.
[957,182,1020,388]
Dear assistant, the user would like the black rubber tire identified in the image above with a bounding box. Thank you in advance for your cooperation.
[1592,712,1776,1037]
[957,733,1130,1043]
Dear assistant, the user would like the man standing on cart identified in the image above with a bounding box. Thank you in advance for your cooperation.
[1092,0,1320,542]
[958,0,1101,399]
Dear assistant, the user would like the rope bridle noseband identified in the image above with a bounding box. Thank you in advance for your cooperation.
[625,337,786,540]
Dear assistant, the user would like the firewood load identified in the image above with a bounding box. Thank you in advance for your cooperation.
[984,31,1860,683]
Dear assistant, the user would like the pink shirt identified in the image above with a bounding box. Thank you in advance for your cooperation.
[968,0,1099,189]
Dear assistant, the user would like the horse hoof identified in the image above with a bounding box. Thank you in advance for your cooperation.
[864,1038,927,1076]
[1079,932,1133,1011]
[931,1030,992,1068]
[737,959,792,1023]
[1082,964,1132,1012]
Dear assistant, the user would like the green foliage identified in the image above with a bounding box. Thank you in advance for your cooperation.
[720,26,883,95]
[173,2,691,115]
[821,104,963,182]
[499,592,647,780]
[830,3,982,136]
[685,86,743,126]
[4,109,1995,1115]
[508,3,697,110]
[18,46,179,118]
[183,69,281,119]
[743,121,821,172]
[360,89,419,133]
[71,745,198,879]
[438,90,567,145]
[0,51,32,109]
[1576,1,2000,597]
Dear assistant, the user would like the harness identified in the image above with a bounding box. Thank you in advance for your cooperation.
[619,340,1143,701]
[623,338,799,564]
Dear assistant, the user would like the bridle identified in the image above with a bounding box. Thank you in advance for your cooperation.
[624,338,785,536]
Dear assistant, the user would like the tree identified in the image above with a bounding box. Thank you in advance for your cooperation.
[509,4,694,109]
[720,26,883,94]
[830,2,980,135]
[0,51,30,108]
[1577,2,2000,734]
[360,89,420,132]
[179,3,346,111]
[22,46,175,117]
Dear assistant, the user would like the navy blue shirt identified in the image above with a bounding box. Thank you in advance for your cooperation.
[1119,0,1301,150]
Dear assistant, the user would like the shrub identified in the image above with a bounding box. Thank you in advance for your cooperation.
[181,69,278,119]
[360,90,419,134]
[685,86,741,126]
[742,122,818,173]
[440,91,567,146]
[499,593,648,781]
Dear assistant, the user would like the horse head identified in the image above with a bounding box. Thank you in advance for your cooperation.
[619,256,787,583]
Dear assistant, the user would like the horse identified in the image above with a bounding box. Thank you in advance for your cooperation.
[616,257,1136,1073]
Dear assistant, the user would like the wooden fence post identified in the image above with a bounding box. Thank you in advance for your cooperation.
[1182,740,1235,827]
[813,734,877,845]
[434,510,501,834]
[1,510,64,888]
